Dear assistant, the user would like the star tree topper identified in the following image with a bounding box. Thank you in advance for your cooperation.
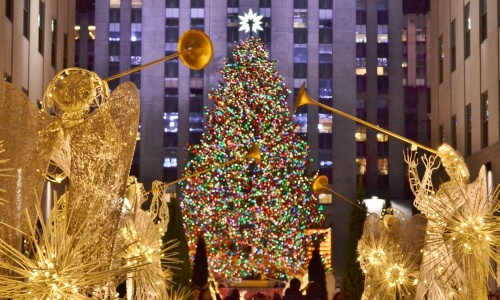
[238,8,264,35]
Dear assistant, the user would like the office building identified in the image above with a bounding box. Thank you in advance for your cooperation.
[1,0,76,103]
[430,0,500,189]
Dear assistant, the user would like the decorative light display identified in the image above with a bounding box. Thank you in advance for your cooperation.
[357,214,420,299]
[405,144,500,299]
[238,9,263,34]
[0,199,142,299]
[180,37,325,279]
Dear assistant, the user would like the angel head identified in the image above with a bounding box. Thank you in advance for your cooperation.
[42,68,110,121]
[437,143,469,184]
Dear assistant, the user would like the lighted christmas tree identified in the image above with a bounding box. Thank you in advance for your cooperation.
[180,37,324,279]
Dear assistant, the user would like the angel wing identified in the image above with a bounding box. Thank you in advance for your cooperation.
[0,81,57,251]
[62,80,140,257]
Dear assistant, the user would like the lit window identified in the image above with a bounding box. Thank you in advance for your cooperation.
[355,126,366,142]
[376,133,388,142]
[378,158,388,175]
[318,194,332,204]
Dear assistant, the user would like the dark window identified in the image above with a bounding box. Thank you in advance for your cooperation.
[480,0,487,42]
[377,43,388,57]
[319,64,332,78]
[166,0,179,8]
[439,35,444,83]
[131,41,141,56]
[377,142,388,157]
[109,41,120,56]
[165,27,179,43]
[356,75,367,92]
[191,0,204,8]
[481,91,489,148]
[164,132,178,147]
[438,124,444,144]
[451,114,457,149]
[63,33,68,68]
[319,20,332,44]
[164,93,178,112]
[465,103,472,156]
[166,18,179,26]
[6,0,13,21]
[130,72,141,89]
[259,27,271,44]
[228,0,239,7]
[293,63,307,78]
[356,43,367,57]
[294,0,308,9]
[131,8,142,23]
[377,10,388,25]
[320,0,333,9]
[109,9,120,23]
[260,0,271,8]
[451,20,456,71]
[228,27,239,43]
[191,18,204,29]
[23,0,30,39]
[464,3,471,58]
[189,97,204,113]
[189,132,203,144]
[294,28,308,44]
[51,18,57,67]
[356,10,366,25]
[163,168,177,183]
[377,76,388,93]
[165,62,178,77]
[38,1,44,53]
[319,133,333,149]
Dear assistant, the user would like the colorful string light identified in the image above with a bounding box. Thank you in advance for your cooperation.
[180,37,324,280]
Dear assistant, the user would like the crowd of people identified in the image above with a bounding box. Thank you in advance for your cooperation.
[192,278,340,300]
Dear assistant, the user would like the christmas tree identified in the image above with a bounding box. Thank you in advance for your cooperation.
[180,37,324,279]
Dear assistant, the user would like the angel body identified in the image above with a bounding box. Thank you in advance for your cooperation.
[0,68,140,262]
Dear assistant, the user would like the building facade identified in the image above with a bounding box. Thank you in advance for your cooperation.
[430,0,500,188]
[0,0,75,104]
[91,0,430,279]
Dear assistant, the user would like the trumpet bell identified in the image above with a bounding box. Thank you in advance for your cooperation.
[244,144,262,165]
[312,175,329,194]
[293,82,317,113]
[178,29,213,70]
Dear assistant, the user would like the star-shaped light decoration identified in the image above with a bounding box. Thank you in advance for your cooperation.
[238,8,264,35]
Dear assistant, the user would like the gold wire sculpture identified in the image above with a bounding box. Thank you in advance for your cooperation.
[119,177,181,299]
[405,145,500,300]
[358,212,423,300]
[0,195,144,299]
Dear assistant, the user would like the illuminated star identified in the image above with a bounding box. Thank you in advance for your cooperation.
[238,9,264,34]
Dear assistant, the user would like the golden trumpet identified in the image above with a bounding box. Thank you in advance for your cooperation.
[294,82,438,155]
[163,143,262,188]
[105,29,213,82]
[312,175,366,211]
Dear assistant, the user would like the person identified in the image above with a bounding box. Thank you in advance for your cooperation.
[225,288,240,300]
[192,286,204,300]
[273,291,282,300]
[283,278,305,300]
[305,281,325,300]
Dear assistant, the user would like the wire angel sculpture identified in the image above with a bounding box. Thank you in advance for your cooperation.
[357,211,425,300]
[117,176,179,300]
[405,144,500,299]
[0,68,140,288]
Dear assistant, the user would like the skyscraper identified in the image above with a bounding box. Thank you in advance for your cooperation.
[0,0,76,103]
[430,0,499,205]
[91,0,430,279]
